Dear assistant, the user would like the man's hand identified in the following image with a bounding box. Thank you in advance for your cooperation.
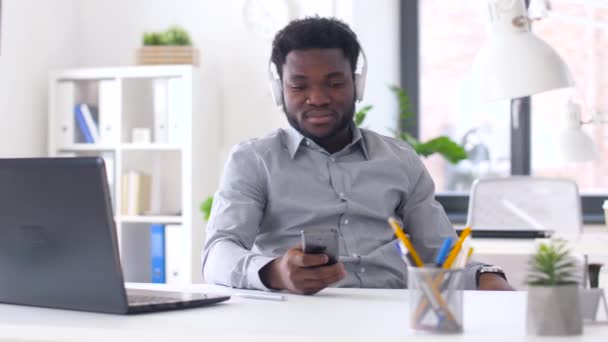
[478,273,514,291]
[259,246,346,295]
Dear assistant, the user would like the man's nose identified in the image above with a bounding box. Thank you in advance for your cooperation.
[306,86,330,106]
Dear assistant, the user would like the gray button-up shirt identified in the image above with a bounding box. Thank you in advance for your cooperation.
[202,124,483,290]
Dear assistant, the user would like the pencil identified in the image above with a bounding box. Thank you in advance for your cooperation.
[441,227,472,269]
[387,217,424,267]
[413,227,472,325]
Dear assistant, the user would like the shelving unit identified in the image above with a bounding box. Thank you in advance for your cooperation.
[48,65,219,284]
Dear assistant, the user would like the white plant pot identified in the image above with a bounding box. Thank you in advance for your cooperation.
[527,285,583,336]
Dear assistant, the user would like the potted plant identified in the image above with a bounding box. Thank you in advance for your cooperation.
[200,85,467,219]
[526,239,582,335]
[137,26,199,66]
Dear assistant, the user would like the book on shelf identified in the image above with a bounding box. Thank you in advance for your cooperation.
[120,171,151,216]
[74,103,99,143]
[164,224,183,284]
[150,223,165,283]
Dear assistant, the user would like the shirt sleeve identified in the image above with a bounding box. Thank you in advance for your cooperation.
[398,156,486,290]
[201,142,275,290]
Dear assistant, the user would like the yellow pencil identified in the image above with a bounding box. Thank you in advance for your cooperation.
[466,247,474,263]
[387,217,424,267]
[441,227,472,269]
[413,227,472,325]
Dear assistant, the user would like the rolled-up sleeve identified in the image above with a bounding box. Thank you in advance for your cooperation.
[201,142,275,290]
[399,157,485,290]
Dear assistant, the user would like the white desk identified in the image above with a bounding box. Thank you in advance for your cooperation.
[1,284,607,341]
[471,225,608,290]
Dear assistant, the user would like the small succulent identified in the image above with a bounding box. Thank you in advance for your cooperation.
[527,239,579,286]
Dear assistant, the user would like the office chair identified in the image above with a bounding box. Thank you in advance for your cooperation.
[466,176,583,236]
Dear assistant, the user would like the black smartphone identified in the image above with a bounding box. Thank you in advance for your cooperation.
[301,229,339,265]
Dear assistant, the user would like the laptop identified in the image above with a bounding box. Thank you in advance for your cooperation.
[456,228,553,239]
[0,157,230,314]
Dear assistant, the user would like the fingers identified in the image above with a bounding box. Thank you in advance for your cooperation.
[298,263,346,282]
[287,263,347,294]
[294,267,347,295]
[281,247,347,295]
[288,248,329,267]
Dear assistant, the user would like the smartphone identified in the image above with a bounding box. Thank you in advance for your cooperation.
[301,229,339,265]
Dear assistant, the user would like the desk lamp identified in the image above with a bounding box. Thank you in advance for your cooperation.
[471,0,574,102]
[558,100,605,162]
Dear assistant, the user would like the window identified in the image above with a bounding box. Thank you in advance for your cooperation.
[401,0,607,223]
[531,1,608,195]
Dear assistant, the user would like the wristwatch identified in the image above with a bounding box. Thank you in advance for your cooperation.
[476,265,507,288]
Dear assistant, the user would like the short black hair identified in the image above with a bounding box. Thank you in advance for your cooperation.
[271,16,361,79]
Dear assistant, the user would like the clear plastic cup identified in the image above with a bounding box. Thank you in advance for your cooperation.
[408,267,464,334]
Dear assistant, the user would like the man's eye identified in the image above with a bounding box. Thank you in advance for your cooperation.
[289,84,306,91]
[328,81,344,88]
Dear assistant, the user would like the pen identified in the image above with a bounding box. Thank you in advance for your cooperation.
[388,217,424,267]
[233,293,286,301]
[414,228,472,325]
[435,237,453,267]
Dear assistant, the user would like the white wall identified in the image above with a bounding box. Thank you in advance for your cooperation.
[0,0,80,157]
[0,0,400,160]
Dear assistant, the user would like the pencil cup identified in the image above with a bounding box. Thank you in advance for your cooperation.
[408,267,464,334]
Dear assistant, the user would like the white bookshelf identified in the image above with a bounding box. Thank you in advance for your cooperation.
[48,65,219,284]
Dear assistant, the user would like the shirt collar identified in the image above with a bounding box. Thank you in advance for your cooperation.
[284,122,369,160]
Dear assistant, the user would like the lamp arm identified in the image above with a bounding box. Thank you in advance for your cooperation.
[591,111,608,125]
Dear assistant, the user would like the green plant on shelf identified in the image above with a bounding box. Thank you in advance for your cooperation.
[200,85,467,220]
[143,26,192,46]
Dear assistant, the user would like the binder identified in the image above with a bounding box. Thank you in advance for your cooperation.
[150,223,166,283]
[98,80,121,144]
[56,82,75,147]
[167,78,186,145]
[153,79,169,143]
[164,224,183,284]
[79,104,100,142]
[74,104,94,143]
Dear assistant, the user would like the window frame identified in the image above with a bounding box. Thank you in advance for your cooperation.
[399,0,605,224]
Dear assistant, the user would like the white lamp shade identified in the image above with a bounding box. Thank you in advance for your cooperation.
[473,0,574,102]
[473,33,574,101]
[558,128,598,162]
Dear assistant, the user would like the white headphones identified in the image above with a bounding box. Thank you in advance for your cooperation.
[267,34,368,107]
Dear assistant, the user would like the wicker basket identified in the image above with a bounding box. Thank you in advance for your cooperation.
[136,46,199,66]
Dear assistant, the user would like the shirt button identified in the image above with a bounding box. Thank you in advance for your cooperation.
[360,267,366,273]
[344,219,349,224]
[330,157,336,162]
[339,192,345,198]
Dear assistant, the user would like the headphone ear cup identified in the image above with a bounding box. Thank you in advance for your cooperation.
[354,73,365,102]
[270,79,283,106]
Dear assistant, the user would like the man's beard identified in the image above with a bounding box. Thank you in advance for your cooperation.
[283,103,356,143]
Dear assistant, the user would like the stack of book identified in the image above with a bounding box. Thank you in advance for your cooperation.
[121,171,151,215]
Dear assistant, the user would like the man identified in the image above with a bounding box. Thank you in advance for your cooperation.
[202,17,512,295]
